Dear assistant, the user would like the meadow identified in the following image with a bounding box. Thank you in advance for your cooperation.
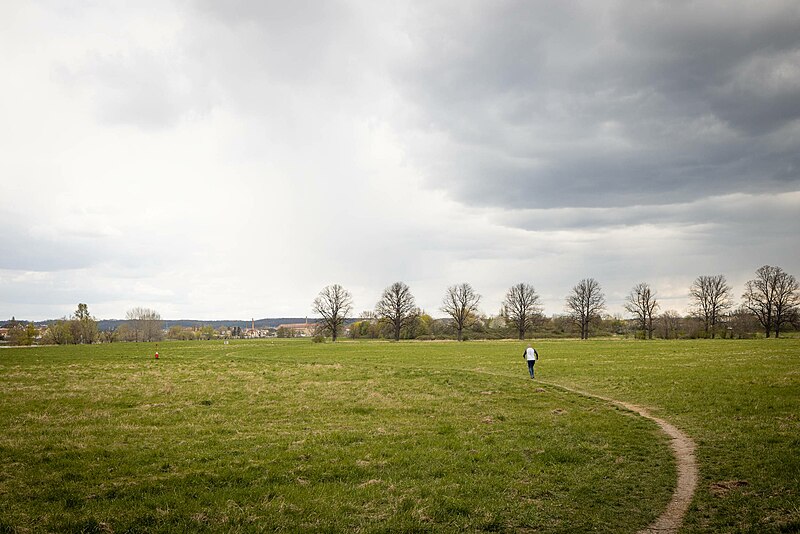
[0,338,797,533]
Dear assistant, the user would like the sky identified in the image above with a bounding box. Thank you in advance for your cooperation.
[2,0,799,321]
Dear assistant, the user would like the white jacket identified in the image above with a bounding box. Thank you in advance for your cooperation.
[525,347,538,361]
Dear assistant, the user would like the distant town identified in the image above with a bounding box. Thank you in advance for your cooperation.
[0,316,323,345]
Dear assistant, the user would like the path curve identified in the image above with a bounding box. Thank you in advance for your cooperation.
[543,382,698,534]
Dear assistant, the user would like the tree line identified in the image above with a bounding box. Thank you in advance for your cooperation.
[3,265,797,345]
[311,265,799,341]
[1,305,165,346]
[4,303,106,346]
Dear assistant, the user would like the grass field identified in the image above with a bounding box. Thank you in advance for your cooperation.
[0,338,797,533]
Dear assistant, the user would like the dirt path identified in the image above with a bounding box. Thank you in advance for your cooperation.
[544,382,698,534]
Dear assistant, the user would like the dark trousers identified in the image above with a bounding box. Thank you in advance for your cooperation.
[527,359,535,378]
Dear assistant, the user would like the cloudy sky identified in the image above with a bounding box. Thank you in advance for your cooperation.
[2,0,799,321]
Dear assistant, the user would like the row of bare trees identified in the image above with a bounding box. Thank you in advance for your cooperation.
[38,306,163,344]
[312,265,799,341]
[314,282,520,342]
[312,280,582,342]
[592,266,798,340]
[678,267,799,339]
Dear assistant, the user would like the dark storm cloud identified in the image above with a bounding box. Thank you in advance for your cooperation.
[496,191,800,233]
[396,0,800,209]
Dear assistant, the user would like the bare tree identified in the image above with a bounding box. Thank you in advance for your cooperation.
[743,265,780,338]
[565,278,606,340]
[729,306,759,339]
[772,269,800,338]
[312,284,353,342]
[502,283,543,340]
[658,310,681,339]
[441,283,481,341]
[375,282,417,341]
[624,282,659,339]
[125,307,163,342]
[689,274,733,338]
[745,267,800,338]
[126,307,144,342]
[142,309,163,342]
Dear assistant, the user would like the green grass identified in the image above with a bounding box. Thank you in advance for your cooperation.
[0,338,797,532]
[531,338,800,533]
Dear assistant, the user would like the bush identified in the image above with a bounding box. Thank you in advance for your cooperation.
[312,335,326,343]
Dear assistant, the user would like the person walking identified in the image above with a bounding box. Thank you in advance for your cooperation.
[523,345,538,379]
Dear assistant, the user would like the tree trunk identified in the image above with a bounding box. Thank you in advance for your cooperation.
[457,327,463,341]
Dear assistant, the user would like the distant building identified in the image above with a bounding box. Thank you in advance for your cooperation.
[244,318,272,338]
[276,321,317,337]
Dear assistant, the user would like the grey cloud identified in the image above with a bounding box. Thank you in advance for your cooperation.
[0,237,95,272]
[0,209,186,275]
[0,216,101,271]
[395,1,800,209]
[0,276,100,309]
[496,192,800,233]
[614,2,800,135]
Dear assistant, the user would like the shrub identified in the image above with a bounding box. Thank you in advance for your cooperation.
[312,335,325,343]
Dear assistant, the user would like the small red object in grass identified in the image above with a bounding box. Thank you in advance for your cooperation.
[155,351,159,359]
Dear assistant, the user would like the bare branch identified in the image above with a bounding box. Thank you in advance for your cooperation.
[440,283,481,341]
[375,282,417,341]
[564,278,606,339]
[689,274,732,338]
[312,284,353,342]
[624,282,659,339]
[745,266,800,337]
[502,283,543,340]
